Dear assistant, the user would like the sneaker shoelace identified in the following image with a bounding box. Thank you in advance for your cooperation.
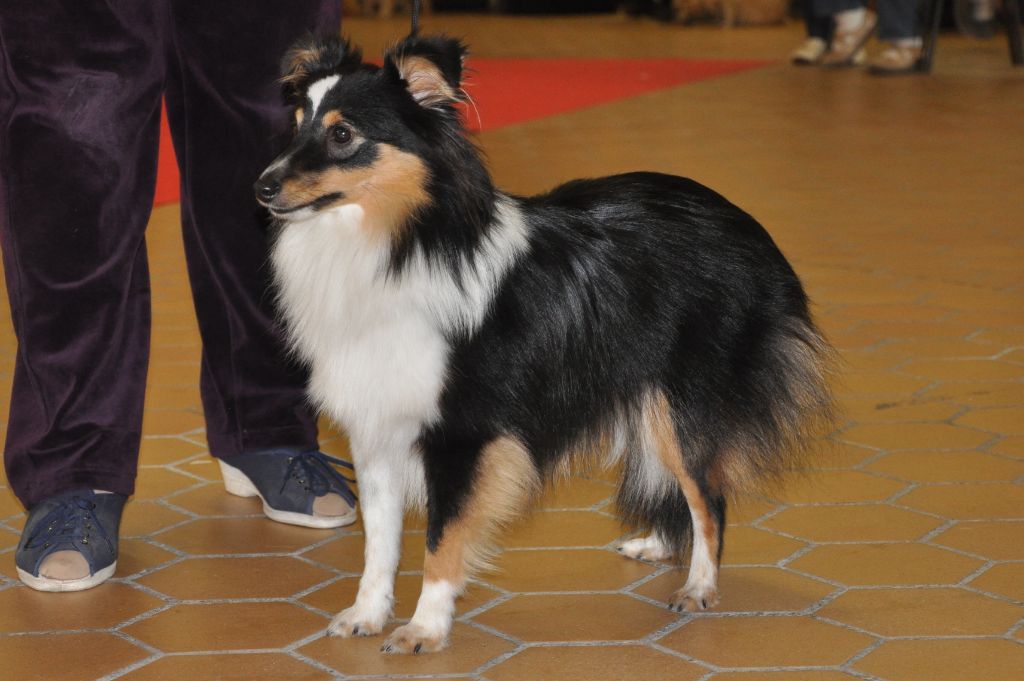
[24,496,115,558]
[282,451,358,507]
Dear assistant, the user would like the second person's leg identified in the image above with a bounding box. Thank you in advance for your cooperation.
[164,1,354,526]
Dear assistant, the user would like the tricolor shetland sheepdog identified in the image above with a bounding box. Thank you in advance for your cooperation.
[256,34,835,654]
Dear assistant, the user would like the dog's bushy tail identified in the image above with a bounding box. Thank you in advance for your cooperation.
[710,316,838,491]
[616,315,837,559]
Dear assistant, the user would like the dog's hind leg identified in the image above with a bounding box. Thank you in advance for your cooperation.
[328,425,424,638]
[645,391,725,612]
[673,486,725,612]
[381,435,539,654]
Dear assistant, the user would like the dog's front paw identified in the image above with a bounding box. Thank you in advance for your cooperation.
[380,623,448,654]
[617,535,671,562]
[669,583,719,613]
[327,605,390,638]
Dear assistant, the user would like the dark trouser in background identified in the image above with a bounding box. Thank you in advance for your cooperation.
[0,0,340,507]
[878,0,922,40]
[811,0,921,40]
[801,0,835,41]
[811,0,866,16]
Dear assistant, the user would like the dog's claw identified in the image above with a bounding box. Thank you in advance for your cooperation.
[327,605,389,638]
[669,585,719,613]
[380,623,448,654]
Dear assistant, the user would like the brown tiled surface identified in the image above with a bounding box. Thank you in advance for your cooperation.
[662,616,874,668]
[136,556,335,600]
[123,602,327,652]
[300,574,500,620]
[0,633,150,681]
[483,645,705,681]
[473,593,677,642]
[0,584,163,633]
[1,14,1022,681]
[853,639,1024,681]
[115,654,335,681]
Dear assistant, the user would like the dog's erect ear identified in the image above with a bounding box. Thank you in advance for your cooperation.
[280,35,363,104]
[384,35,467,109]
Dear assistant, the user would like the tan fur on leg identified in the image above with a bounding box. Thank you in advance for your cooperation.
[645,391,721,612]
[382,436,540,654]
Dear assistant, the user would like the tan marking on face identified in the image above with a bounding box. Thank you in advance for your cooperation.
[395,55,458,108]
[321,109,343,128]
[646,391,719,557]
[294,108,305,127]
[277,143,429,237]
[423,436,540,587]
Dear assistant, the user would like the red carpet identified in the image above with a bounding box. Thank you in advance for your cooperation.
[153,57,769,206]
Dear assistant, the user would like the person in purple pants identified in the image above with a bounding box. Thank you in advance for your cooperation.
[0,0,356,593]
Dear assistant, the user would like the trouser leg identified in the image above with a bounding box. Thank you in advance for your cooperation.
[164,1,341,458]
[878,0,922,40]
[0,1,165,507]
[812,0,865,16]
[802,0,835,40]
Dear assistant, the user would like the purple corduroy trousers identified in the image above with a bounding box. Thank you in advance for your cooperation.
[0,1,341,508]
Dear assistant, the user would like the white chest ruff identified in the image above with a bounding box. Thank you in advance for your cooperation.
[270,198,528,442]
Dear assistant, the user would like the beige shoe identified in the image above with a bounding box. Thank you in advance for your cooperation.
[868,44,925,75]
[791,37,828,65]
[822,10,878,67]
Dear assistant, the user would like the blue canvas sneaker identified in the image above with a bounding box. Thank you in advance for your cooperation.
[219,448,357,528]
[16,490,127,592]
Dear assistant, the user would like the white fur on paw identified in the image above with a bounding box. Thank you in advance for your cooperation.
[669,583,719,613]
[380,622,448,654]
[617,535,671,562]
[327,605,390,638]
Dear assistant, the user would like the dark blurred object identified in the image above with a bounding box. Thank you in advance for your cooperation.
[922,0,1023,71]
[431,0,488,9]
[955,0,995,37]
[433,0,619,11]
[505,0,618,10]
[621,0,676,20]
[346,0,432,18]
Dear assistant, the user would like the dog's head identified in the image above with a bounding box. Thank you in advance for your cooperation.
[254,34,468,229]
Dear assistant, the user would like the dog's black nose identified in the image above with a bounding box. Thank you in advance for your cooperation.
[255,178,281,203]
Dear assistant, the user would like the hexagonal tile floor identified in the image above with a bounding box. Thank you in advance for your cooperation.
[1,14,1022,681]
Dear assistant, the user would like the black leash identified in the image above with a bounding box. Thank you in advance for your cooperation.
[410,0,421,36]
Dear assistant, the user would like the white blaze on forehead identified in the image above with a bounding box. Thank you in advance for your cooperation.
[306,75,340,116]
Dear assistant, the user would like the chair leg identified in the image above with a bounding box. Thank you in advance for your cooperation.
[920,0,945,72]
[1007,0,1024,65]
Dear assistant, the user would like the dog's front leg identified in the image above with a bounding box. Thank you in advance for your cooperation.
[381,435,538,654]
[380,552,459,654]
[327,434,414,638]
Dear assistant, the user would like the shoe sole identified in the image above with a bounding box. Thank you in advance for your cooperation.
[869,59,927,76]
[17,562,117,592]
[219,460,357,529]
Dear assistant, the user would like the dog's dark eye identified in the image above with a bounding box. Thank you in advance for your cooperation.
[331,126,352,145]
